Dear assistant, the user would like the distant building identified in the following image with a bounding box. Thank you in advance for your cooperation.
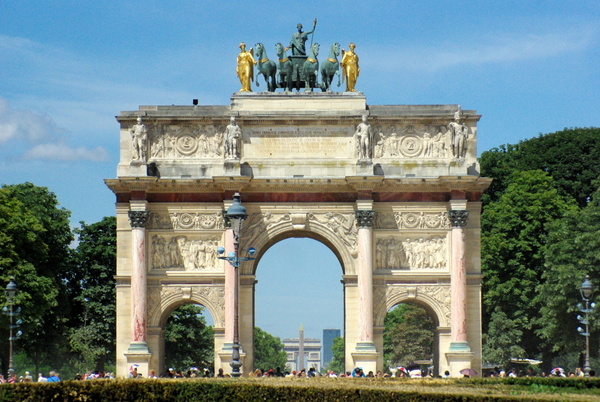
[322,329,341,367]
[283,326,322,372]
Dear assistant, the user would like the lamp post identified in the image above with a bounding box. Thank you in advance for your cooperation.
[577,275,595,377]
[3,277,21,374]
[217,193,256,377]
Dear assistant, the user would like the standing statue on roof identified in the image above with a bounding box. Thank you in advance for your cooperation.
[341,43,360,92]
[236,42,257,92]
[286,19,317,56]
[448,106,469,159]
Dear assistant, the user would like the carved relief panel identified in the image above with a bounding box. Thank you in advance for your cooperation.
[147,123,225,160]
[147,212,224,230]
[371,123,473,160]
[375,211,450,230]
[376,236,447,271]
[150,234,221,271]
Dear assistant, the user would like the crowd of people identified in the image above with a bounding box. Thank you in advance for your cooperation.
[0,370,62,383]
[1,365,595,382]
[486,367,595,378]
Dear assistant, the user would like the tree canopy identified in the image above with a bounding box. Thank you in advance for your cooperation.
[384,303,434,368]
[164,304,214,371]
[480,127,600,370]
[253,327,287,372]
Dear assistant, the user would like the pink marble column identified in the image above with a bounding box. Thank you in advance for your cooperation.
[128,210,149,350]
[448,209,469,347]
[355,210,376,344]
[223,227,235,343]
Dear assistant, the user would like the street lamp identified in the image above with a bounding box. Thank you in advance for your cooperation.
[3,277,22,374]
[217,193,256,377]
[577,275,595,377]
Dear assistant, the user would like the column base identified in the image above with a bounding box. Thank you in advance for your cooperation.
[351,342,379,374]
[127,341,150,354]
[445,342,474,378]
[217,343,247,376]
[124,348,151,379]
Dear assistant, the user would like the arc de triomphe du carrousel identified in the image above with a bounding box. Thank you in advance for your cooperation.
[105,23,491,378]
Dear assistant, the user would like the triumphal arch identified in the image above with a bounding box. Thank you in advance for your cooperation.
[107,40,490,376]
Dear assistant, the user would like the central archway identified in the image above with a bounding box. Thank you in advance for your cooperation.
[255,237,344,372]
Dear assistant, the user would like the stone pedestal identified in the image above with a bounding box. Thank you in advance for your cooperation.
[124,351,151,378]
[217,343,247,376]
[356,159,373,175]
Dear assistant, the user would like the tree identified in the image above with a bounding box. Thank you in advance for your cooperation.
[68,217,117,373]
[326,336,344,374]
[253,327,287,371]
[535,187,600,361]
[480,128,600,208]
[164,304,214,371]
[481,170,578,365]
[0,183,73,376]
[383,304,434,367]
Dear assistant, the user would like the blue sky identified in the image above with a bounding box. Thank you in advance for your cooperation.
[1,1,599,341]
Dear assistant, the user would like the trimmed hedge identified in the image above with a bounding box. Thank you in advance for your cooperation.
[0,377,599,401]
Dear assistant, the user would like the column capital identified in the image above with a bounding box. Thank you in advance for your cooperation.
[128,210,149,228]
[448,209,469,228]
[355,210,377,228]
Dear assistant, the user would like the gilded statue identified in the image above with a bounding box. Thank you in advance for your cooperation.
[130,116,147,162]
[236,42,257,92]
[341,43,360,92]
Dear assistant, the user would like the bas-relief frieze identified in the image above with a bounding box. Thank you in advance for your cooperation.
[150,234,220,271]
[372,124,472,159]
[135,119,473,162]
[147,212,224,230]
[147,124,225,159]
[375,211,450,230]
[376,236,447,270]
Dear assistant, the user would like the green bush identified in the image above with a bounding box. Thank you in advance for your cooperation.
[0,377,599,401]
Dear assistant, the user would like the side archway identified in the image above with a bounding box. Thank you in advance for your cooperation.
[146,285,225,375]
[374,284,451,375]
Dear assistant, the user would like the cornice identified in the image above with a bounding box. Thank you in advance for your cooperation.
[105,175,491,194]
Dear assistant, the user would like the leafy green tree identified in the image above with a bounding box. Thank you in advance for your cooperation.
[253,326,287,371]
[480,128,600,208]
[383,304,434,367]
[326,336,344,374]
[536,187,600,361]
[481,170,578,365]
[165,304,214,371]
[0,183,73,376]
[68,217,117,373]
[482,308,526,366]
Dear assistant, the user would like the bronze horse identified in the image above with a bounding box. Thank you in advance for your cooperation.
[302,43,320,92]
[320,43,341,92]
[275,43,293,91]
[254,43,277,92]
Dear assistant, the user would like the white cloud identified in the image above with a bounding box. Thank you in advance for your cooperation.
[0,98,58,143]
[365,26,598,73]
[23,143,109,162]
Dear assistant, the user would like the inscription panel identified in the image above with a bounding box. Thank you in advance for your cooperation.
[244,127,354,158]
